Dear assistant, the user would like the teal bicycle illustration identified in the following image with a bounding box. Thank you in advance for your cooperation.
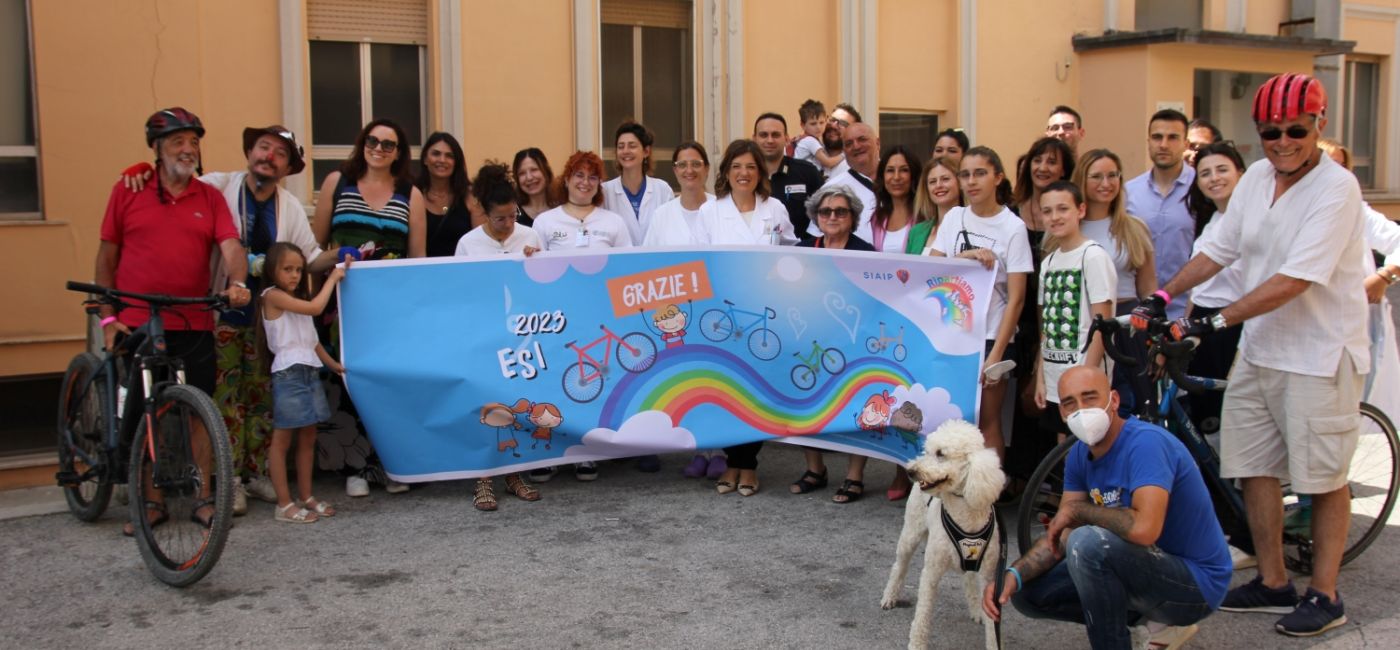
[699,299,781,360]
[865,321,906,362]
[790,340,846,390]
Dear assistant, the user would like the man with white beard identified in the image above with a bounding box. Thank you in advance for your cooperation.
[94,107,251,535]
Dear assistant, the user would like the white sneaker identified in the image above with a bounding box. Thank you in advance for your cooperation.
[232,482,248,516]
[245,475,278,503]
[384,480,410,494]
[1229,544,1257,570]
[1146,623,1198,650]
[346,475,370,497]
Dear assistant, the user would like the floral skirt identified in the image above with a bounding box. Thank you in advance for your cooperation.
[213,322,272,478]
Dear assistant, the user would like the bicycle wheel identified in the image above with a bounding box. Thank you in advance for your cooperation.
[748,328,781,361]
[791,365,816,391]
[1016,437,1078,556]
[893,344,907,363]
[865,337,880,354]
[1341,403,1400,565]
[56,353,113,522]
[617,333,658,373]
[821,348,846,374]
[128,384,233,587]
[699,310,733,342]
[561,360,604,403]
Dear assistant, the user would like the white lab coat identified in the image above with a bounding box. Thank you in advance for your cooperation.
[696,195,798,246]
[602,175,675,245]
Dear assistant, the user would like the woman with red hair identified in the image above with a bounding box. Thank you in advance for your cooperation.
[530,151,634,251]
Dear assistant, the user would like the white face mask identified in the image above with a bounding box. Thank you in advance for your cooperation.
[1066,407,1111,445]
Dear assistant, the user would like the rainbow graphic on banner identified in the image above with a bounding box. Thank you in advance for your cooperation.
[598,345,914,434]
[925,278,975,332]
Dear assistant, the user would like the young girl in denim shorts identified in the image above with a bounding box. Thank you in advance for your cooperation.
[261,242,347,523]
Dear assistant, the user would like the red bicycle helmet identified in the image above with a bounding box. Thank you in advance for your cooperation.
[1252,73,1326,124]
[145,107,206,146]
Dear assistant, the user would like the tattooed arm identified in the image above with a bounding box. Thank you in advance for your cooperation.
[1065,485,1169,546]
[983,491,1085,622]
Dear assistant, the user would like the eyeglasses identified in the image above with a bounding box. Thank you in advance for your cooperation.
[829,117,850,128]
[364,135,398,153]
[1257,125,1312,141]
[817,207,852,219]
[673,161,706,170]
[1087,171,1121,184]
[571,171,601,184]
[957,169,992,180]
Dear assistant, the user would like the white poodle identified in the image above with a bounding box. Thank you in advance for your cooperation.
[880,419,1006,650]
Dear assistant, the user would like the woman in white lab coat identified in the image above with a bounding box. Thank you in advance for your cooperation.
[697,139,798,247]
[602,121,675,245]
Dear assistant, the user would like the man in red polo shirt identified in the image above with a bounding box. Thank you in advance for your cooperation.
[93,107,251,534]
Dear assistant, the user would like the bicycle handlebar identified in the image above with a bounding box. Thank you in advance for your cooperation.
[1084,313,1218,394]
[67,281,231,309]
[1157,337,1215,394]
[1086,315,1139,368]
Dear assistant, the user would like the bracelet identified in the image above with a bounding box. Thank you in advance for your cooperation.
[99,316,118,328]
[231,281,248,289]
[1152,289,1172,304]
[1382,270,1400,285]
[1005,566,1023,592]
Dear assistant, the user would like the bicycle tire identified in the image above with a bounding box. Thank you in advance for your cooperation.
[617,333,658,373]
[791,365,816,391]
[699,310,733,342]
[865,337,880,354]
[561,360,604,403]
[893,344,907,363]
[1341,402,1400,565]
[1016,437,1078,556]
[129,384,233,587]
[56,353,114,522]
[822,348,846,374]
[748,328,781,361]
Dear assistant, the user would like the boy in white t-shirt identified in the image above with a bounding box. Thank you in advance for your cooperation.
[793,99,826,168]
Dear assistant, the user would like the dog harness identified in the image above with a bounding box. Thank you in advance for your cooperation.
[934,497,996,572]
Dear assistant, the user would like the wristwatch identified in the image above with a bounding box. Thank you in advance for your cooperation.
[1381,269,1400,285]
[1210,312,1229,331]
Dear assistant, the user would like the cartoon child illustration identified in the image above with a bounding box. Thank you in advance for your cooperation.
[511,398,564,450]
[642,301,691,349]
[857,390,897,437]
[889,401,924,450]
[480,402,523,457]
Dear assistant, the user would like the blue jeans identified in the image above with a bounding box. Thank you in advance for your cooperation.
[1011,526,1213,650]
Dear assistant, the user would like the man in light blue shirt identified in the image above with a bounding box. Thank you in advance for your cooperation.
[1126,109,1195,319]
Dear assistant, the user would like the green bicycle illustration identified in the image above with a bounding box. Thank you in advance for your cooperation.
[790,340,846,390]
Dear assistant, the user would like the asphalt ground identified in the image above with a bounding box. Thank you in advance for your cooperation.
[3,444,1399,649]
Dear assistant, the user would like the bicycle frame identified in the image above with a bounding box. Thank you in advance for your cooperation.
[565,325,637,386]
[724,300,775,334]
[794,341,824,370]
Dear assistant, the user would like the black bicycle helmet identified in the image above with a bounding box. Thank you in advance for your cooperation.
[145,107,205,147]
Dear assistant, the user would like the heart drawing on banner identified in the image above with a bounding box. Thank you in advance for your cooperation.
[896,269,910,284]
[823,291,861,343]
[787,307,807,339]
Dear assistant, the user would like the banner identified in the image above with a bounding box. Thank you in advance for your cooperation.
[337,247,995,481]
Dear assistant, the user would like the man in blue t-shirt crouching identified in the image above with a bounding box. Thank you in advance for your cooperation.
[982,366,1232,649]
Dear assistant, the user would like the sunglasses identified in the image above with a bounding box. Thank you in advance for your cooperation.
[364,135,399,153]
[817,207,853,218]
[1257,125,1311,141]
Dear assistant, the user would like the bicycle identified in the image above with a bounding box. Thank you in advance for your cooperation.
[57,281,236,587]
[698,299,782,361]
[1016,314,1400,576]
[790,340,847,391]
[561,324,658,403]
[865,321,907,362]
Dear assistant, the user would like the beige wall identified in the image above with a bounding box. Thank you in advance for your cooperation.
[741,0,839,137]
[876,0,955,117]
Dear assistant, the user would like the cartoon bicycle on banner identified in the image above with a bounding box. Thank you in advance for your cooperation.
[561,324,657,403]
[865,321,906,362]
[699,299,782,360]
[791,340,846,390]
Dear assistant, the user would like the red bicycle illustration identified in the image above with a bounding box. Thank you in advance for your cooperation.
[561,324,658,403]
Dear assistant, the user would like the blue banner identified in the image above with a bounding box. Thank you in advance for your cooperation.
[337,247,995,481]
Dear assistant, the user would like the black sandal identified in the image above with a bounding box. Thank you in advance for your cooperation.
[121,501,169,537]
[190,497,216,529]
[789,469,829,494]
[832,479,865,504]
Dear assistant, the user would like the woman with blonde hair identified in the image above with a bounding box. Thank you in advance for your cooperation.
[1064,149,1156,309]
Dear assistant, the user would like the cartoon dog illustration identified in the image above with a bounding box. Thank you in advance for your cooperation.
[511,398,564,450]
[480,402,523,457]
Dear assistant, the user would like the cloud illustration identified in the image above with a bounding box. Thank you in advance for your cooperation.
[523,253,610,283]
[889,383,964,435]
[563,410,697,459]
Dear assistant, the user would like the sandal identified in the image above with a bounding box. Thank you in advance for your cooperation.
[300,496,336,517]
[738,482,759,497]
[473,479,498,511]
[274,502,319,524]
[190,497,216,529]
[789,469,829,495]
[832,479,865,504]
[121,501,169,537]
[716,480,737,495]
[503,474,541,502]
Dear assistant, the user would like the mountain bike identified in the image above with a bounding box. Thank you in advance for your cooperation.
[1015,315,1399,576]
[57,281,235,587]
[561,324,657,403]
[699,299,782,361]
[865,321,906,362]
[790,340,846,390]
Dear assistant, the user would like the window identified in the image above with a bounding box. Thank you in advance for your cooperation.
[1192,69,1274,167]
[307,0,428,189]
[600,0,694,190]
[1344,60,1379,189]
[1134,0,1202,31]
[878,113,939,161]
[0,0,38,218]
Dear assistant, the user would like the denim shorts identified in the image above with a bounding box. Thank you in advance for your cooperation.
[271,364,331,429]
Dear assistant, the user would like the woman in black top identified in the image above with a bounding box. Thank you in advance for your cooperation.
[798,185,875,251]
[417,132,483,257]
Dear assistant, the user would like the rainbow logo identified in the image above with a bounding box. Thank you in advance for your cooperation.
[925,278,974,331]
[598,346,913,435]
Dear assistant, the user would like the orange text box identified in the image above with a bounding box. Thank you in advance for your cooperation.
[605,260,715,318]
